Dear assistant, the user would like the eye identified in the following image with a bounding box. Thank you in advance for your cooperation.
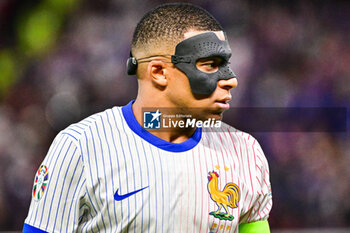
[196,57,225,73]
[202,61,218,69]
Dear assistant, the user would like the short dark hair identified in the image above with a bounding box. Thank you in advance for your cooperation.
[131,3,223,55]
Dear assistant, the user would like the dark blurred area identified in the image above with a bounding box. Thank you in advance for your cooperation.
[0,0,349,230]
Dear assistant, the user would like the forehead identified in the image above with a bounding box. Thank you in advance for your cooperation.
[183,30,226,41]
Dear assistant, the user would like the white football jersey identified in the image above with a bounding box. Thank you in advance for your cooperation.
[23,100,272,233]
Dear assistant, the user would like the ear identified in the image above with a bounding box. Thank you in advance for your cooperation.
[148,60,168,87]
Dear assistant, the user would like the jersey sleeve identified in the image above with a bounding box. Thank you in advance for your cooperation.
[240,138,273,225]
[23,132,87,233]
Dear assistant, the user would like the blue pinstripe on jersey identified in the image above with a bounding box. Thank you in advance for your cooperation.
[95,120,113,230]
[71,178,87,233]
[171,153,176,233]
[113,108,131,230]
[67,127,82,135]
[62,132,78,141]
[118,109,137,232]
[60,155,83,231]
[107,109,124,230]
[52,145,77,230]
[117,108,138,233]
[83,188,100,232]
[129,121,147,233]
[139,139,151,233]
[78,139,98,215]
[100,113,119,226]
[71,124,84,130]
[80,207,93,233]
[80,122,89,127]
[156,149,165,233]
[78,194,88,220]
[68,172,85,232]
[44,142,75,230]
[29,134,64,225]
[148,143,157,233]
[84,129,106,231]
[82,211,95,233]
[37,136,69,226]
[129,129,145,232]
[163,150,173,232]
[89,126,105,210]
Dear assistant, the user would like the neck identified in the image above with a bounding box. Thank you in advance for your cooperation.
[132,97,196,143]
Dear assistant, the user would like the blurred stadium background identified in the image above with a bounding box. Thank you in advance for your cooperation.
[0,0,349,231]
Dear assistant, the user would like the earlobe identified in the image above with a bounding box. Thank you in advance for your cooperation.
[149,61,168,87]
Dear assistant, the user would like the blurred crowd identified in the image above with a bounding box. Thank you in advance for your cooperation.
[0,0,349,230]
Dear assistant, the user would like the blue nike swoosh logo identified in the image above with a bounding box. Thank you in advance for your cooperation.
[114,186,149,201]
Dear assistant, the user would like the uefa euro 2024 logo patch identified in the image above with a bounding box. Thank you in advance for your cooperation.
[143,110,161,129]
[33,165,49,201]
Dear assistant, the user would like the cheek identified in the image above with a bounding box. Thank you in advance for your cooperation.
[169,76,205,102]
[167,69,193,98]
[166,68,216,109]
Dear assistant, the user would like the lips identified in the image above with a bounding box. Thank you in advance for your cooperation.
[215,102,230,110]
[215,96,231,110]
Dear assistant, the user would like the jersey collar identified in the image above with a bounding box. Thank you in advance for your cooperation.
[121,100,202,152]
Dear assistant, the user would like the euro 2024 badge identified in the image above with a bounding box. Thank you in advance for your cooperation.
[33,165,49,201]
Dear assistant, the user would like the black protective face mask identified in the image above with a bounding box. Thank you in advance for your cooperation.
[127,32,236,95]
[171,32,236,95]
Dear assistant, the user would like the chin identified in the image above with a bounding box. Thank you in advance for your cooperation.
[188,106,225,121]
[198,111,223,121]
[210,113,223,121]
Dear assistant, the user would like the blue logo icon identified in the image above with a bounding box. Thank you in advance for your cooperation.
[143,110,161,129]
[114,186,149,201]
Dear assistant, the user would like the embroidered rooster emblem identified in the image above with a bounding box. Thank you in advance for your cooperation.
[207,171,240,221]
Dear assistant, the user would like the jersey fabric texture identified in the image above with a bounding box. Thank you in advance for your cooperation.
[23,100,272,233]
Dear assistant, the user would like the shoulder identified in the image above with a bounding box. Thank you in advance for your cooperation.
[224,123,269,168]
[203,121,259,147]
[203,122,269,166]
[59,106,124,143]
[220,123,270,182]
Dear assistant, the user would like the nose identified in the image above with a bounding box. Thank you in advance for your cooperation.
[217,77,238,90]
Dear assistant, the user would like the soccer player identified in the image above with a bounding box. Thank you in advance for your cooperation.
[23,3,272,233]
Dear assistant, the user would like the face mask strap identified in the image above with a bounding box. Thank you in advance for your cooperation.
[171,55,192,64]
[138,54,173,61]
[127,54,173,75]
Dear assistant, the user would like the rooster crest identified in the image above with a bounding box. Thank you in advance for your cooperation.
[207,171,240,221]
